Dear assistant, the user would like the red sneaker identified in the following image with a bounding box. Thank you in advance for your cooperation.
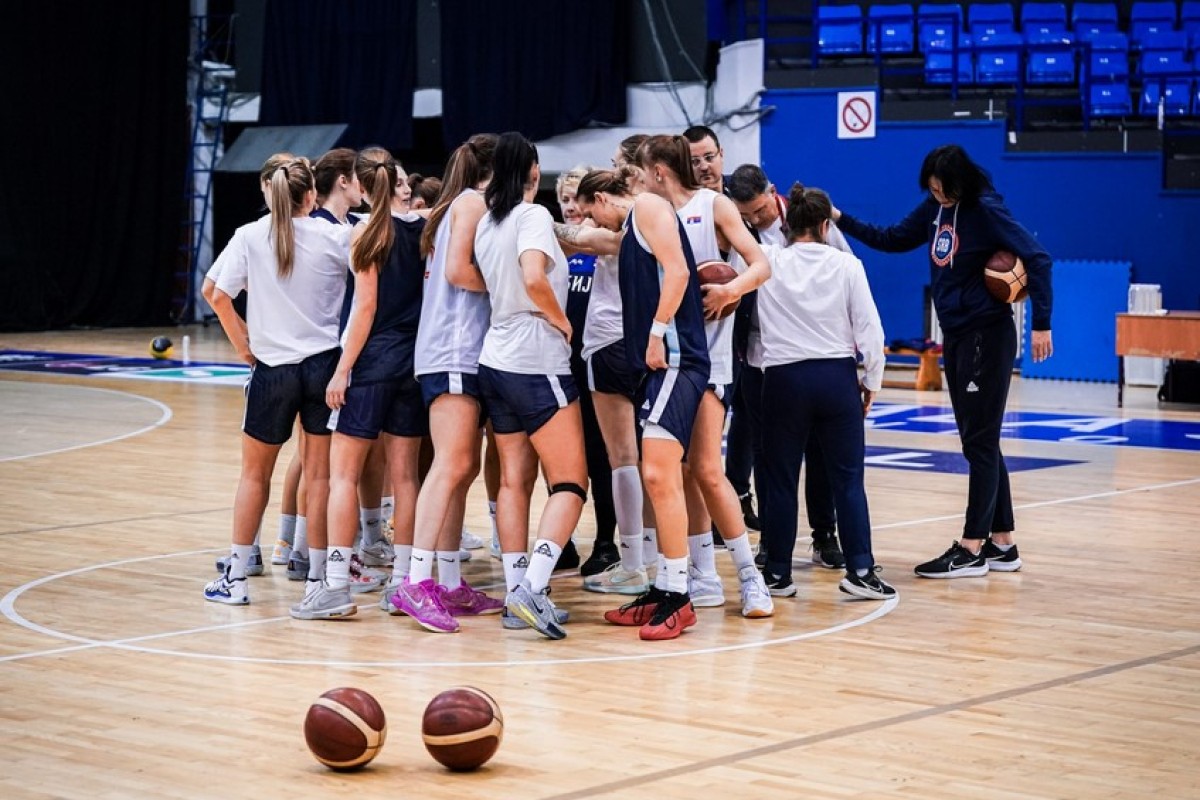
[639,591,697,641]
[603,587,666,626]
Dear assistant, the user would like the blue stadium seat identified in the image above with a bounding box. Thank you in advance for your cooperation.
[1071,2,1119,37]
[1021,2,1068,35]
[917,3,964,52]
[1026,30,1076,83]
[1137,30,1191,116]
[1130,2,1179,48]
[925,33,974,83]
[1084,31,1131,83]
[1140,80,1193,116]
[1184,1,1200,38]
[817,5,865,56]
[975,31,1023,82]
[968,3,1015,36]
[1089,82,1132,115]
[867,4,916,54]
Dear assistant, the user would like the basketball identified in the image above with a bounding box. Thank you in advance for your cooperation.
[149,336,174,360]
[983,250,1029,304]
[421,686,503,771]
[303,687,387,771]
[696,260,741,319]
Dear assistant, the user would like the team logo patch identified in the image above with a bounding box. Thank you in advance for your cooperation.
[931,224,957,268]
[686,215,702,224]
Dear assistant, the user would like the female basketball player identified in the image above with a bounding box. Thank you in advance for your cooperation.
[203,154,348,607]
[832,144,1053,579]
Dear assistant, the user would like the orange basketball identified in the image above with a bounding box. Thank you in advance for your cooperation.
[983,250,1029,303]
[421,686,503,771]
[696,259,741,319]
[304,687,387,771]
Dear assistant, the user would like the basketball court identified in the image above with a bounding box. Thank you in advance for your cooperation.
[1,326,1198,798]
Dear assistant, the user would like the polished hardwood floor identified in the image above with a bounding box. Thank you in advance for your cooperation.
[1,326,1198,799]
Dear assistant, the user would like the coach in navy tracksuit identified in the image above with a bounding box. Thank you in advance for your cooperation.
[834,144,1054,580]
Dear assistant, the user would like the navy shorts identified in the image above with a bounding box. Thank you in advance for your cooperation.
[707,382,733,412]
[478,365,579,436]
[243,348,339,445]
[639,367,706,454]
[419,370,483,406]
[330,375,428,439]
[586,341,641,401]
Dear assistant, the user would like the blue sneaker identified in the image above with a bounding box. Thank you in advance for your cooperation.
[505,581,567,640]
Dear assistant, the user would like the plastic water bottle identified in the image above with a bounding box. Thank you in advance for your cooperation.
[182,335,191,365]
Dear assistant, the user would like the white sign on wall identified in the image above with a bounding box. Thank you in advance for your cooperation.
[837,91,877,139]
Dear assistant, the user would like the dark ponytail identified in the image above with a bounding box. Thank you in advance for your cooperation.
[576,166,639,203]
[785,183,833,241]
[485,131,538,224]
[421,132,498,258]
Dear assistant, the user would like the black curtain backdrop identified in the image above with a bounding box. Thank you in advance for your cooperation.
[260,0,417,150]
[0,3,189,331]
[440,0,629,149]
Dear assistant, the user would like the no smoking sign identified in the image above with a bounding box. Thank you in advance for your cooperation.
[837,91,876,139]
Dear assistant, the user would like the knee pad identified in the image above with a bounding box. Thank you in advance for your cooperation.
[549,482,588,502]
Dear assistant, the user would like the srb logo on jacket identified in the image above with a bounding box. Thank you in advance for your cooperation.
[931,224,957,268]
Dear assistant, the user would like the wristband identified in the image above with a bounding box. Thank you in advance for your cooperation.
[650,319,669,338]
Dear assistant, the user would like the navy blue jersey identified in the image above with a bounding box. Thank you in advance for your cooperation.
[566,253,595,361]
[618,209,711,377]
[352,214,426,385]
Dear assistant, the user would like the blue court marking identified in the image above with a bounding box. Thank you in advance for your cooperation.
[868,402,1200,452]
[864,445,1078,474]
[0,350,249,386]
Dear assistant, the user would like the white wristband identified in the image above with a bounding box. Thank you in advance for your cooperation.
[650,319,669,338]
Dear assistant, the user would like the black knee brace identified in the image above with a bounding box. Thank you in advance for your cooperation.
[549,482,588,502]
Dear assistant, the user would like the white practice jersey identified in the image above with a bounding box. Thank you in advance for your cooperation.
[414,189,492,376]
[677,188,735,385]
[581,253,622,359]
[476,202,572,375]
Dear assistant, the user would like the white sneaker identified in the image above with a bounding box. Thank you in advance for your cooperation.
[687,566,726,607]
[738,565,774,618]
[582,564,650,595]
[379,579,403,613]
[290,583,357,620]
[461,530,485,550]
[286,552,310,581]
[458,547,472,562]
[203,573,248,605]
[358,539,395,568]
[271,539,292,566]
[214,546,263,577]
[349,557,386,594]
[489,536,501,560]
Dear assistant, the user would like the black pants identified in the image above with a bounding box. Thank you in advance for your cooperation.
[760,358,874,576]
[727,361,837,538]
[943,317,1017,540]
[570,354,616,544]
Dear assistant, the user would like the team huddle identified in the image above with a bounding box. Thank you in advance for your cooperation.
[201,124,1053,642]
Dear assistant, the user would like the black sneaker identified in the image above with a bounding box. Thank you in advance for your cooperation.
[914,541,988,579]
[981,540,1022,572]
[754,542,767,568]
[838,567,896,600]
[711,526,727,550]
[555,539,581,570]
[580,541,620,577]
[739,493,761,531]
[812,529,845,570]
[761,569,797,597]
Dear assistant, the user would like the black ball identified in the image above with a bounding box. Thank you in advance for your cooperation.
[149,336,174,360]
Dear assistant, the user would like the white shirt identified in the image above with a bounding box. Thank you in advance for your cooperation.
[414,190,492,376]
[757,242,885,391]
[677,188,736,385]
[213,215,350,366]
[581,253,623,359]
[476,202,572,375]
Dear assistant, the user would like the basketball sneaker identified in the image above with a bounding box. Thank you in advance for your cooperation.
[289,583,357,620]
[583,563,651,595]
[349,554,386,594]
[460,530,485,550]
[392,577,459,633]
[638,590,697,641]
[358,539,395,569]
[981,540,1023,572]
[437,581,505,616]
[458,547,472,562]
[839,567,897,600]
[811,529,846,570]
[761,569,797,598]
[739,493,761,531]
[555,539,581,570]
[914,541,989,579]
[271,538,292,566]
[203,571,248,605]
[500,605,570,629]
[580,541,620,577]
[738,565,774,618]
[286,551,310,581]
[490,535,501,560]
[380,579,403,614]
[687,565,726,608]
[603,586,667,626]
[214,546,263,577]
[505,581,567,640]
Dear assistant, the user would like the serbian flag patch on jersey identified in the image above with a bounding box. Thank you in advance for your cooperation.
[686,215,702,224]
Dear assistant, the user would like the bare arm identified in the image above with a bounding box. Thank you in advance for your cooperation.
[445,193,488,292]
[637,195,689,370]
[520,248,571,342]
[553,222,623,257]
[327,234,378,409]
[209,287,254,366]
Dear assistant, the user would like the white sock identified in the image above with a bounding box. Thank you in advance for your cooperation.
[326,546,353,590]
[654,553,670,590]
[524,539,562,593]
[392,544,413,581]
[360,507,383,546]
[293,516,309,557]
[252,525,261,546]
[352,523,363,550]
[307,548,327,582]
[688,532,717,576]
[856,567,871,577]
[642,526,658,565]
[663,556,688,594]
[279,514,297,545]
[992,542,1014,552]
[502,552,528,593]
[612,466,644,570]
[725,530,755,572]
[381,495,395,521]
[409,548,435,583]
[229,544,254,580]
[436,551,462,589]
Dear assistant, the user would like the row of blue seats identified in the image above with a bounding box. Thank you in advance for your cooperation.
[818,2,1200,56]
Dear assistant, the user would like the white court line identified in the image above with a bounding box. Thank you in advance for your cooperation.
[0,385,172,462]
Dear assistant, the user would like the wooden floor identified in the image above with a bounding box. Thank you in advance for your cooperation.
[2,326,1199,799]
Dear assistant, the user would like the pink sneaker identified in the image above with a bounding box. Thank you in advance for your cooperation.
[438,581,505,616]
[392,577,459,633]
